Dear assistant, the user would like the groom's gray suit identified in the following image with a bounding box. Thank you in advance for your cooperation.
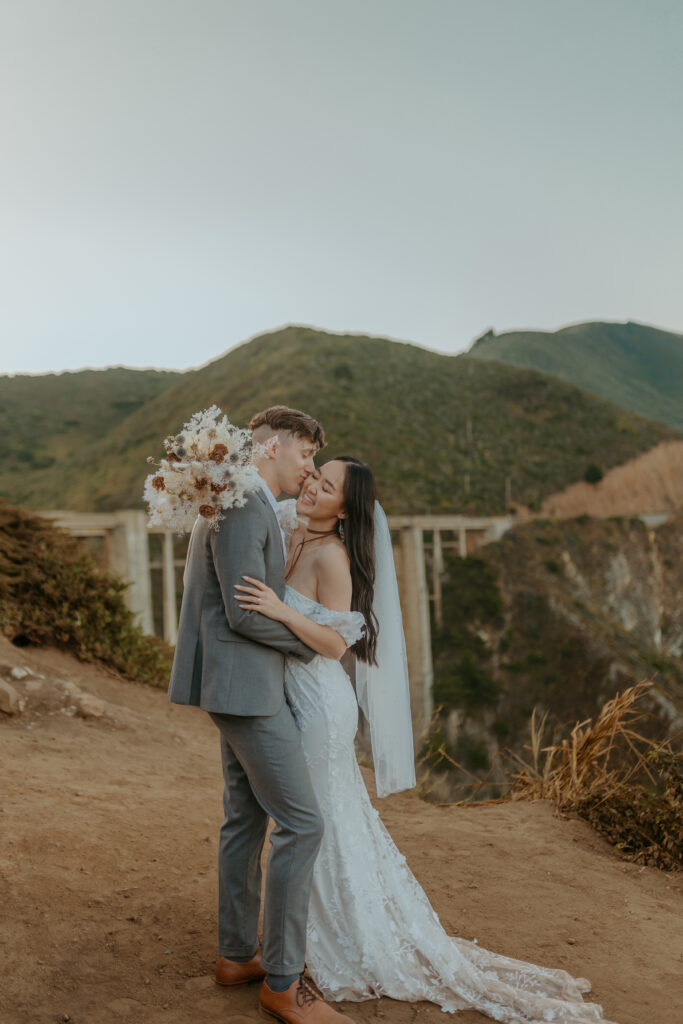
[169,484,322,975]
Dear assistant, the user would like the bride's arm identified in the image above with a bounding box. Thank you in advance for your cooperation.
[234,547,352,660]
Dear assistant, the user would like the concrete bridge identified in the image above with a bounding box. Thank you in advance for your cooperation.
[38,509,519,742]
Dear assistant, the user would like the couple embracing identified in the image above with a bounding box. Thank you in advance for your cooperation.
[169,406,614,1024]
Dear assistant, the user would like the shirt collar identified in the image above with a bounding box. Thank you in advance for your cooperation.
[258,477,280,516]
[258,477,288,558]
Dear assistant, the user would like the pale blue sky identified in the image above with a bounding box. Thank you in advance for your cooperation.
[1,0,682,374]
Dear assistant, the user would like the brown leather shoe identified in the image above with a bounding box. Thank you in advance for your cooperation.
[259,976,354,1022]
[214,948,266,988]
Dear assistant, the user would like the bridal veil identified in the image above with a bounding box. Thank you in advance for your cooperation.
[355,501,417,797]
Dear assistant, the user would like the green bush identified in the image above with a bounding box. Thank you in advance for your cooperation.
[433,652,500,711]
[584,463,604,484]
[0,501,172,687]
[431,556,502,714]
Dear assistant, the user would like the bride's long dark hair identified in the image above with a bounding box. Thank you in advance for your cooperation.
[335,456,379,666]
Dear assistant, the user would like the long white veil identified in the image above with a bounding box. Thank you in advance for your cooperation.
[355,501,416,797]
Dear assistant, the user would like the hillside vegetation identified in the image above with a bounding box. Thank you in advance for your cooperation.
[468,320,683,430]
[1,326,678,515]
[423,513,683,794]
[0,366,178,501]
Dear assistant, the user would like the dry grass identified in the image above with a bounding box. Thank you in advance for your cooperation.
[507,682,660,803]
[419,684,683,870]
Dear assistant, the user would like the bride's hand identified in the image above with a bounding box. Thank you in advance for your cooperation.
[234,576,286,621]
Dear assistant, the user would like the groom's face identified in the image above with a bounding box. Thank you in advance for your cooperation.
[275,433,318,495]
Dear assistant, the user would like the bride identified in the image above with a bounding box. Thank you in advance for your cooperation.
[234,456,617,1024]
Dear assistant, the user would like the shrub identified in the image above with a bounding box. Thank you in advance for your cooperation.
[431,555,502,713]
[433,652,500,711]
[584,463,604,484]
[0,501,172,687]
[576,749,682,871]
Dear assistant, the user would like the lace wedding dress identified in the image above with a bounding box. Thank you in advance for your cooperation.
[282,586,616,1024]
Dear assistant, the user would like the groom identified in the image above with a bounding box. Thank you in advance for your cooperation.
[169,406,353,1023]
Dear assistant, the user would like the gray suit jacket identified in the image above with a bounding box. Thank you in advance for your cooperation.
[168,487,315,715]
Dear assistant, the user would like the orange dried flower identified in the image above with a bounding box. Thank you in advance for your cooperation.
[166,452,181,463]
[199,504,216,518]
[152,476,165,491]
[209,443,229,464]
[194,477,209,490]
[211,482,228,494]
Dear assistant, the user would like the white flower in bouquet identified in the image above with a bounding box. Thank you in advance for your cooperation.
[143,405,266,532]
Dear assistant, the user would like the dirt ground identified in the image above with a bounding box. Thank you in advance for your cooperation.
[1,636,681,1024]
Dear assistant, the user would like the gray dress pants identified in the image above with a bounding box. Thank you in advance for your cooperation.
[209,703,323,975]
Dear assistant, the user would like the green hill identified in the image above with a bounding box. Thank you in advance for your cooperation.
[0,366,179,499]
[1,326,678,514]
[468,320,683,430]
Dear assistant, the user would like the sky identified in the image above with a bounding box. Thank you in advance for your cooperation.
[1,0,682,375]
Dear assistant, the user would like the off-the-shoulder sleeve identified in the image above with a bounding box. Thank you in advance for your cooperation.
[312,606,366,648]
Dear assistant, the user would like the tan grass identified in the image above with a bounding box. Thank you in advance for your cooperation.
[506,682,663,806]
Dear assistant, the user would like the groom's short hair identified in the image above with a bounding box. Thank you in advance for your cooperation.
[249,406,326,450]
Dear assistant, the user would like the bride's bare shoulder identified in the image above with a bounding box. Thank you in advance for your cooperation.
[314,540,352,607]
[314,539,351,577]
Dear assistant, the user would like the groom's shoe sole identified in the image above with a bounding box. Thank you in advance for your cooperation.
[215,951,266,988]
[259,1003,355,1023]
[215,976,263,989]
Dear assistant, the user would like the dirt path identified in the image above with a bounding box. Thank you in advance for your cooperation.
[1,637,681,1024]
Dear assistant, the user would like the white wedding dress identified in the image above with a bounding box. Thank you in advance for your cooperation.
[282,586,616,1024]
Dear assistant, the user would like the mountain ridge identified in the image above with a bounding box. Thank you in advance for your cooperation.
[1,322,680,515]
[468,319,683,429]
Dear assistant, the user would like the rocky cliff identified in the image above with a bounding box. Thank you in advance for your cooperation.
[422,514,683,799]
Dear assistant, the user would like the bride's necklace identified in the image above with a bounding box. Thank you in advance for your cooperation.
[285,525,338,580]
